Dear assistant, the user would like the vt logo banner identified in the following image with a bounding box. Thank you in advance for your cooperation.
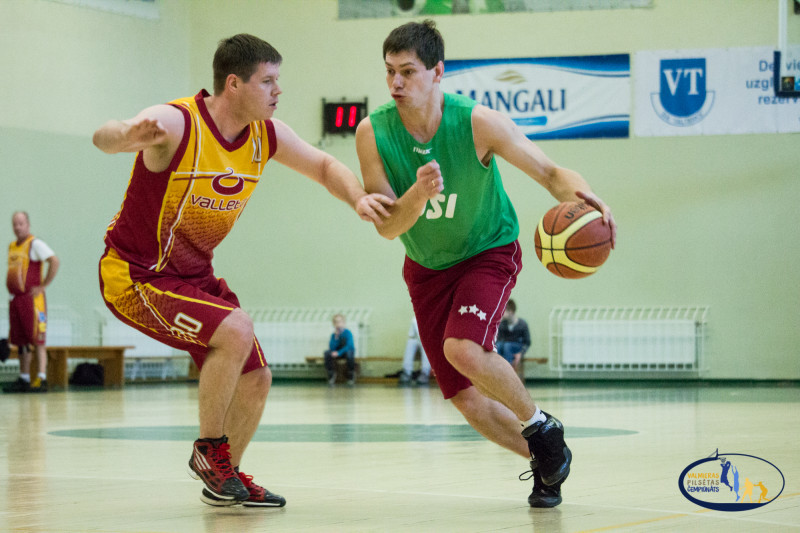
[634,47,800,137]
[678,449,784,511]
[652,57,715,126]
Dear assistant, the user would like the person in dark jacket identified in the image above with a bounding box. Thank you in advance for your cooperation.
[496,299,530,370]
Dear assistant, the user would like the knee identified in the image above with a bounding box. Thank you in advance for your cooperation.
[443,338,481,377]
[224,308,254,339]
[242,367,272,399]
[210,308,254,357]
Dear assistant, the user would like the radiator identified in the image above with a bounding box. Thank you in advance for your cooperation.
[2,305,371,376]
[250,307,371,366]
[550,306,708,372]
[98,306,371,364]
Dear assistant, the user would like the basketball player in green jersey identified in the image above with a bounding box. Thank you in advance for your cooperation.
[356,20,616,507]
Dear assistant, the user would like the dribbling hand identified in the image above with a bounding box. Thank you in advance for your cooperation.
[576,190,617,248]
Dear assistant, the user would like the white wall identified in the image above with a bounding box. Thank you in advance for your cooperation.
[2,0,798,379]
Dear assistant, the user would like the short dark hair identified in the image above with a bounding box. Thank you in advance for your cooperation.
[506,299,517,313]
[383,19,444,69]
[213,34,282,95]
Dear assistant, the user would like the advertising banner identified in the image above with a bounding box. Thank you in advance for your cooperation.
[634,47,800,136]
[441,55,630,140]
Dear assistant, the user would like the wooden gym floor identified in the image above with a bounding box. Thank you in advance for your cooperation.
[1,380,798,532]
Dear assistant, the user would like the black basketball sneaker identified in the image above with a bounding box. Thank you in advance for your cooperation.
[521,411,572,486]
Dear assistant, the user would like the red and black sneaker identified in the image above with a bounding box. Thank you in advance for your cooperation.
[187,436,248,502]
[200,471,286,508]
[200,472,286,507]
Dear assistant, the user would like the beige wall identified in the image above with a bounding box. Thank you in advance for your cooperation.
[2,0,799,379]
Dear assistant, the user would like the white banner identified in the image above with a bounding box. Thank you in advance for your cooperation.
[442,55,630,140]
[634,47,800,136]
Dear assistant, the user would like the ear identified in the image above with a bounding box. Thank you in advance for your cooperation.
[225,73,240,93]
[433,60,444,82]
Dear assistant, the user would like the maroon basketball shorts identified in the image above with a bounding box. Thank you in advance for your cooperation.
[99,248,266,373]
[8,291,47,347]
[403,240,522,399]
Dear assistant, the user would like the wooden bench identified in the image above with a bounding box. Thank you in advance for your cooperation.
[306,356,439,384]
[10,345,132,389]
[305,355,364,383]
[303,355,547,384]
[49,346,133,389]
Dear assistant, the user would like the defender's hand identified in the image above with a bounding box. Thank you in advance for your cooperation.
[356,193,395,225]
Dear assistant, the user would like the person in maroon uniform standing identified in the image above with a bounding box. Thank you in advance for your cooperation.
[4,211,59,394]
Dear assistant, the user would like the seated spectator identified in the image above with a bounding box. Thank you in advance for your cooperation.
[323,314,356,386]
[399,316,431,385]
[495,299,530,370]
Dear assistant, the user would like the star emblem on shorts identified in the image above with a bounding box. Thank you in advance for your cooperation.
[459,304,487,321]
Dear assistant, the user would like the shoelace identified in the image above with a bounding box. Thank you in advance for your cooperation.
[238,472,255,489]
[208,443,236,477]
[518,457,539,482]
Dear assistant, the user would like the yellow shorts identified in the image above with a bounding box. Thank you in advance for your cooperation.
[99,248,266,373]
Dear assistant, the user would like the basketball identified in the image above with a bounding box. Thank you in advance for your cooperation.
[534,201,612,279]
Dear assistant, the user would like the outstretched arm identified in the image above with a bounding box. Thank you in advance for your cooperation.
[92,104,186,173]
[270,119,393,225]
[473,105,617,247]
[355,117,442,240]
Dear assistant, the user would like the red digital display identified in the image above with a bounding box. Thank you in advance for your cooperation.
[323,101,367,135]
[335,106,344,128]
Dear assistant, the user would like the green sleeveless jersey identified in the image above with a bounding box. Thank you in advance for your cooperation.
[371,92,519,270]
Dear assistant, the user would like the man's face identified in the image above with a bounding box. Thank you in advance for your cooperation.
[237,62,282,122]
[12,213,29,241]
[384,50,441,109]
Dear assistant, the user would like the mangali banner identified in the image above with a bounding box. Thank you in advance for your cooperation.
[634,47,800,136]
[441,55,630,140]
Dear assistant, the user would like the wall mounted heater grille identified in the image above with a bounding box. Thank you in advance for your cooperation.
[549,306,709,372]
[249,307,372,366]
[97,306,372,373]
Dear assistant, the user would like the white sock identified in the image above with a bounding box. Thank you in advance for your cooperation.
[20,373,31,383]
[38,372,47,380]
[520,407,546,428]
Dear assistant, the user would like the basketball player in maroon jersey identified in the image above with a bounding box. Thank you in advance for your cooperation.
[94,34,393,507]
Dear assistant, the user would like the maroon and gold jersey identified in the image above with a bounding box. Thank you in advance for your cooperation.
[7,235,42,295]
[104,90,277,278]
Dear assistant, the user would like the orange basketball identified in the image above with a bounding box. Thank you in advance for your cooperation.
[534,201,612,279]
